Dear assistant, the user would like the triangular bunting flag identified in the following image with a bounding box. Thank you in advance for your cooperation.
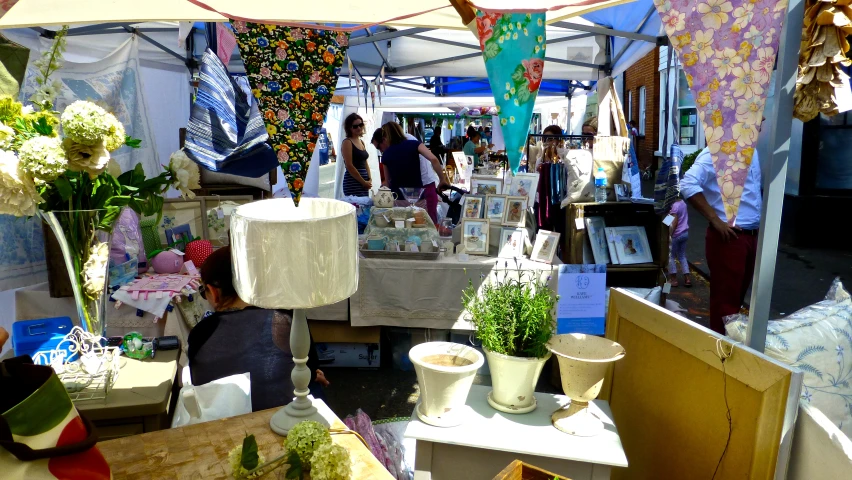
[476,11,546,173]
[653,0,787,223]
[233,22,349,205]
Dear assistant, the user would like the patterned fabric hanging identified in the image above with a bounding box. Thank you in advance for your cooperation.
[232,22,349,204]
[654,0,788,223]
[475,11,546,173]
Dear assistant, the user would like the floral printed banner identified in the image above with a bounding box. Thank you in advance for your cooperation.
[476,11,546,173]
[655,0,787,223]
[233,22,348,204]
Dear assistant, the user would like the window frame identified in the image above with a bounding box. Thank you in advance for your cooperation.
[638,86,646,136]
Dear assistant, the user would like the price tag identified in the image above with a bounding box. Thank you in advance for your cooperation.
[216,207,225,220]
[575,218,585,230]
[662,215,675,226]
[458,253,470,262]
[663,282,672,294]
[432,239,439,248]
[394,220,405,229]
[168,248,185,256]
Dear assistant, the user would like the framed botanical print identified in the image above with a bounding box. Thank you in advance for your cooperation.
[502,196,528,227]
[506,172,539,204]
[461,219,489,255]
[531,230,561,264]
[471,175,503,196]
[485,194,507,221]
[498,227,525,258]
[462,195,485,219]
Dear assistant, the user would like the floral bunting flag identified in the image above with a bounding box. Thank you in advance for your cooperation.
[476,11,546,173]
[232,22,349,204]
[654,0,787,223]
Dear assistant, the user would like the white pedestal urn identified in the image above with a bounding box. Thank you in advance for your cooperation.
[409,342,484,427]
[484,348,552,414]
[547,333,625,437]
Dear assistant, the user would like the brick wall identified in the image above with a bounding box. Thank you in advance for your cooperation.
[623,47,660,170]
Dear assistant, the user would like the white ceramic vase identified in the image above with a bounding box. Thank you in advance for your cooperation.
[484,348,552,414]
[409,341,484,427]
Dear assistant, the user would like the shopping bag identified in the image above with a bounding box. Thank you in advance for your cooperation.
[561,149,595,205]
[0,356,111,480]
[591,77,628,199]
[171,367,252,428]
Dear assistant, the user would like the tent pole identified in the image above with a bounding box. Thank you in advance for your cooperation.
[745,0,804,351]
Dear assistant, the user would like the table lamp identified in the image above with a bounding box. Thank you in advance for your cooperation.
[230,198,358,434]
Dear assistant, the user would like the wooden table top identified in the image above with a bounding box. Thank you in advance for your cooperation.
[98,402,394,479]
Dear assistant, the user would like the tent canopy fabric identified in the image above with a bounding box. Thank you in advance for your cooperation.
[580,0,661,77]
[0,0,636,30]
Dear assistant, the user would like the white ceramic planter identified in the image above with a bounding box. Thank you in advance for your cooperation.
[409,341,484,427]
[484,348,552,414]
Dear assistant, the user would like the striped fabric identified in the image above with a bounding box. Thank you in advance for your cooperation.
[184,49,278,178]
[654,141,684,215]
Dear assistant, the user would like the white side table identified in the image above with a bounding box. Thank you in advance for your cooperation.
[404,385,627,480]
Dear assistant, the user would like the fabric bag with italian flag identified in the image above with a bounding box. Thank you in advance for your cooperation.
[0,356,111,479]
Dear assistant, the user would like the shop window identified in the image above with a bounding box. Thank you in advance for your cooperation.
[627,90,633,122]
[638,87,646,136]
[677,71,698,146]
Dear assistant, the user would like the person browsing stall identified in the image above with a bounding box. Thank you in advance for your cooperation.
[463,127,492,168]
[681,142,763,335]
[340,113,373,197]
[190,247,329,411]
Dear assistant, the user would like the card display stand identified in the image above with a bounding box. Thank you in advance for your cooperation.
[563,202,669,288]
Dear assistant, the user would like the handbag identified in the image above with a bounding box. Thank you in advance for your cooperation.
[591,77,629,200]
[183,49,279,179]
[0,356,111,479]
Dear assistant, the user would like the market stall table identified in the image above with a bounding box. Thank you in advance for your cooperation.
[350,255,558,330]
[97,399,395,479]
[405,385,627,480]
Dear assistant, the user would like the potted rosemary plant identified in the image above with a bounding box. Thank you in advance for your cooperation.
[462,259,556,414]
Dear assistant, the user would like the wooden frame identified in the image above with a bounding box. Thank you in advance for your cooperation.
[505,172,539,205]
[497,227,525,259]
[462,195,485,219]
[460,219,489,255]
[502,196,528,227]
[471,175,503,196]
[530,230,560,264]
[198,195,254,247]
[601,289,802,480]
[485,194,507,221]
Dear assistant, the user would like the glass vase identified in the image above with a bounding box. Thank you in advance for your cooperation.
[40,210,111,336]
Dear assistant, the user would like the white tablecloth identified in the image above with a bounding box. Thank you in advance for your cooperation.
[350,253,558,330]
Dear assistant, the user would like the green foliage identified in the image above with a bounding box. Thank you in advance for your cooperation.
[285,450,302,479]
[124,135,142,149]
[681,150,700,175]
[240,434,260,471]
[462,259,556,358]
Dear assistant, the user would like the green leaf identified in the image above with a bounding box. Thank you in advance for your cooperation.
[483,41,500,59]
[510,65,526,83]
[241,434,260,471]
[124,136,142,149]
[32,117,53,136]
[54,176,72,201]
[285,451,302,479]
[516,83,532,104]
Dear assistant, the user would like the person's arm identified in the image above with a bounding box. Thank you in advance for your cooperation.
[418,143,450,188]
[681,154,738,242]
[341,138,371,189]
[687,193,738,242]
[474,144,493,154]
[381,163,391,187]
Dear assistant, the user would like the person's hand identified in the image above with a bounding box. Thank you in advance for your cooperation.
[711,217,738,242]
[315,369,330,387]
[362,180,373,190]
[487,143,494,149]
[438,180,451,191]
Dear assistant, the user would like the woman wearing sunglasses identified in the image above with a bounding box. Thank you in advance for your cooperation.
[341,113,373,197]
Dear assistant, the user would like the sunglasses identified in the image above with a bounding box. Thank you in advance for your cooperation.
[352,123,364,129]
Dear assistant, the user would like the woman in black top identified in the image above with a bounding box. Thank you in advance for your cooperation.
[189,247,328,411]
[341,113,372,197]
[377,122,448,202]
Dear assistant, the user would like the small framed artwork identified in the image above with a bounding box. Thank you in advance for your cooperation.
[585,216,611,265]
[614,184,631,202]
[506,172,539,204]
[462,195,485,219]
[502,196,528,227]
[498,227,525,258]
[461,219,490,255]
[159,198,205,247]
[531,230,561,264]
[608,226,653,264]
[485,194,507,221]
[471,175,503,196]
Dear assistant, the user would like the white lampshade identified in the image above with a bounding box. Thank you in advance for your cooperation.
[230,198,359,309]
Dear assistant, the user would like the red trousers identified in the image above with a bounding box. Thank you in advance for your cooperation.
[422,183,439,225]
[705,227,758,334]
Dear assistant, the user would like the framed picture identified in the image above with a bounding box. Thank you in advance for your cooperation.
[200,195,254,247]
[604,228,621,265]
[485,194,507,221]
[502,196,528,227]
[158,198,205,247]
[506,172,539,204]
[614,184,631,202]
[498,227,525,258]
[471,175,503,196]
[607,226,653,264]
[585,216,611,265]
[531,230,560,264]
[461,219,490,255]
[452,151,470,186]
[462,195,485,219]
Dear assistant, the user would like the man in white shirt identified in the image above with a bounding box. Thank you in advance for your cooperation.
[681,147,762,334]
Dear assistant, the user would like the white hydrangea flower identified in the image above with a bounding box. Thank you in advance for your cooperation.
[286,420,331,466]
[0,150,43,217]
[228,444,265,479]
[19,136,67,184]
[168,149,200,199]
[82,242,109,299]
[20,104,35,115]
[63,139,110,179]
[310,443,352,480]
[60,100,112,146]
[103,113,126,152]
[0,123,15,148]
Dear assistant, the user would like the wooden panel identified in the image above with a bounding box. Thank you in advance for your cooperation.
[600,289,802,480]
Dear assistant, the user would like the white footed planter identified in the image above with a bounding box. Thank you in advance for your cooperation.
[409,342,484,427]
[484,348,552,414]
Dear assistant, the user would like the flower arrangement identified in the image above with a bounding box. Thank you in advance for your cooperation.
[0,27,199,333]
[462,259,557,358]
[228,421,352,480]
